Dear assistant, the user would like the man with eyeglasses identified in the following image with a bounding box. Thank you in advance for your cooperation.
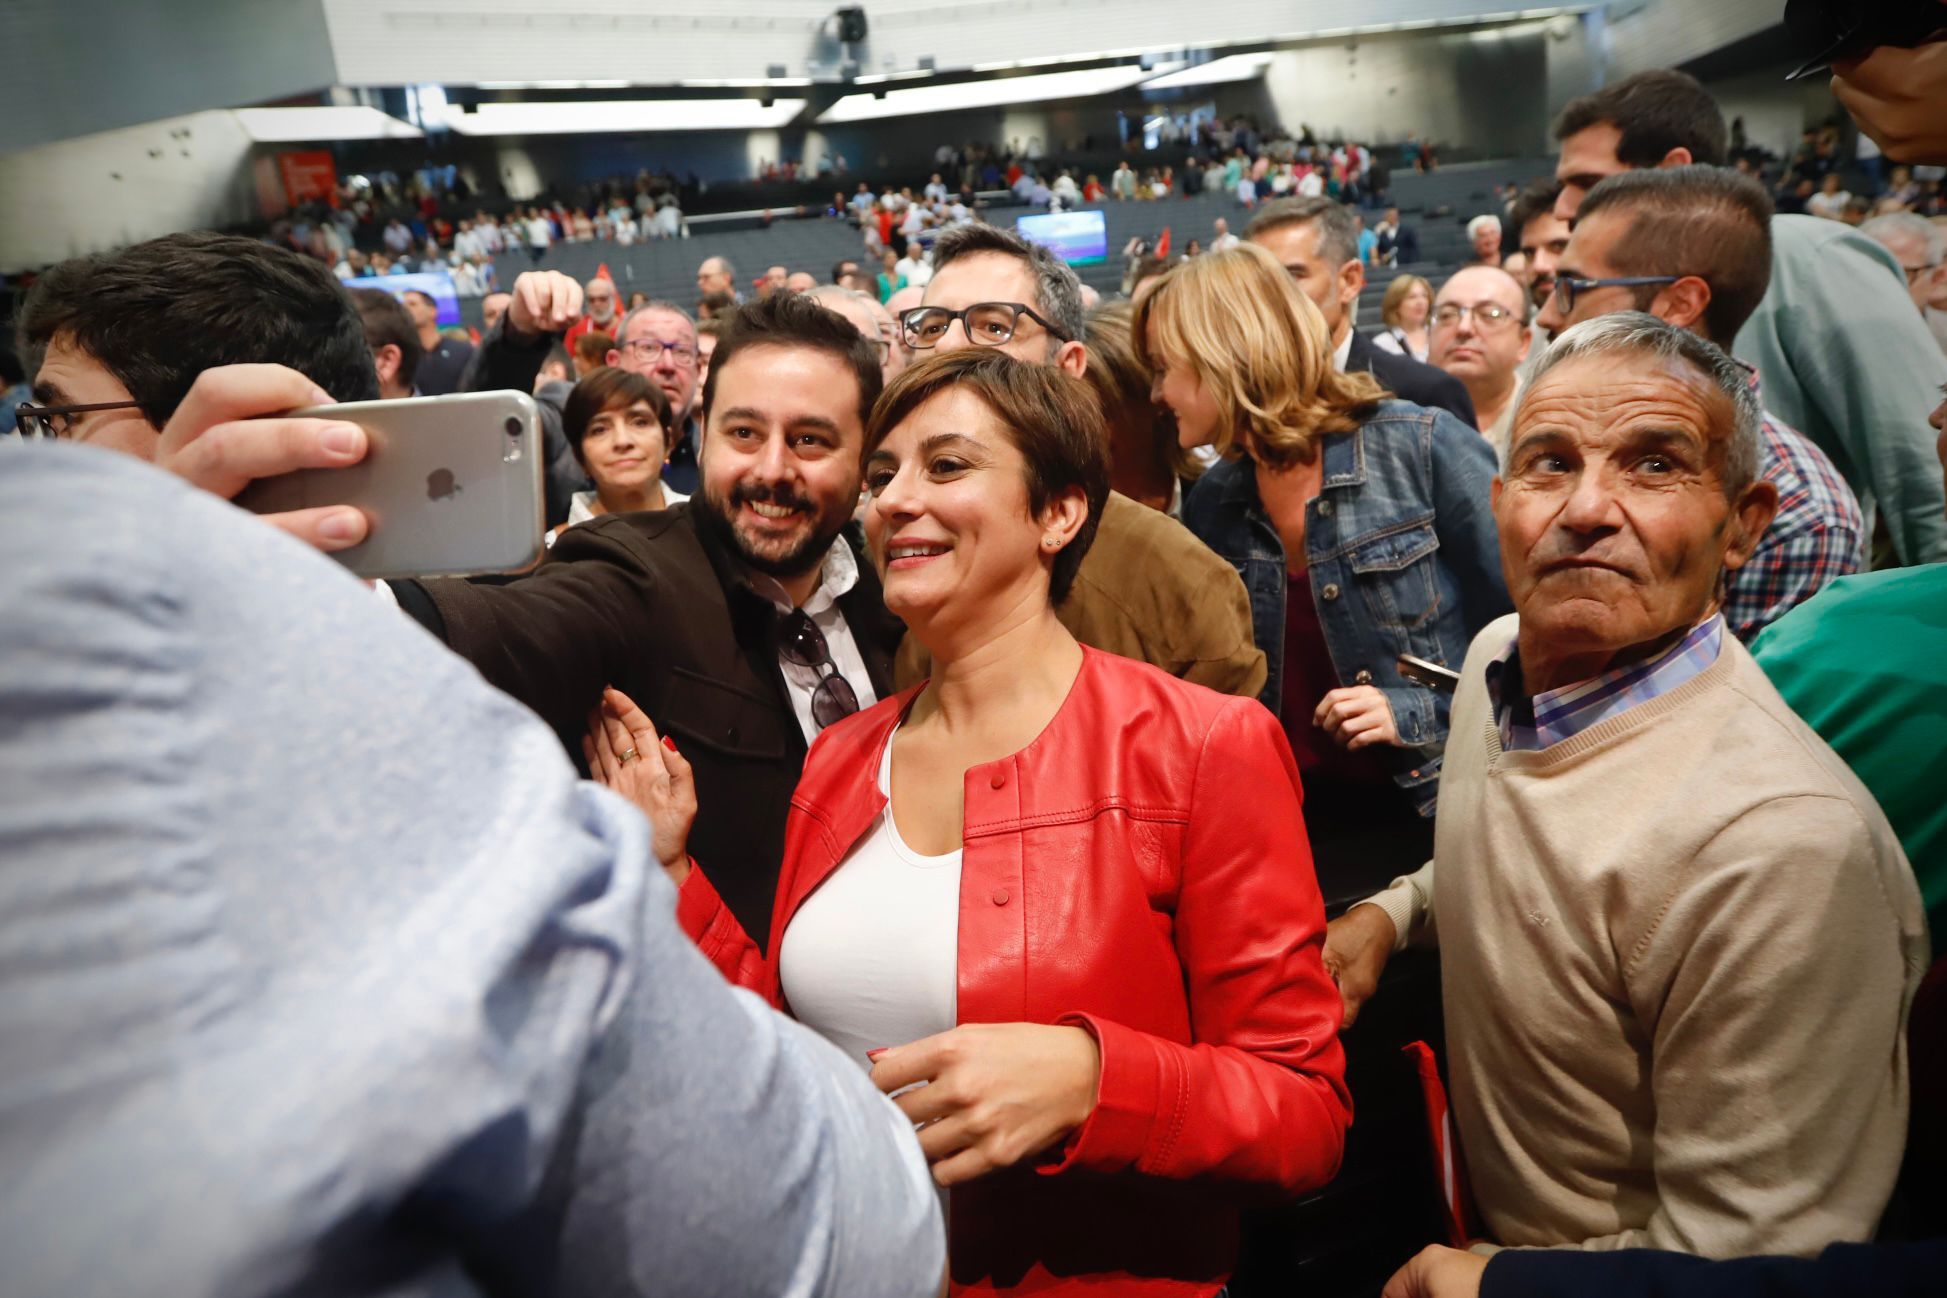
[1860,211,1947,360]
[804,284,904,386]
[1550,69,1947,566]
[1536,165,1865,642]
[605,298,708,495]
[892,223,1267,700]
[1428,267,1534,453]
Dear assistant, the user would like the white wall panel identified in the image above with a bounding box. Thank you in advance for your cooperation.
[320,0,1563,88]
[0,111,260,271]
[1258,26,1550,158]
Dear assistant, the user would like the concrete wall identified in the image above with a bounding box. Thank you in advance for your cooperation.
[1600,0,1782,80]
[1252,26,1550,156]
[1,0,338,153]
[0,110,260,272]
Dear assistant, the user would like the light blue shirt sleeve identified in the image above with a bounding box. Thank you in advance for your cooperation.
[0,442,942,1298]
[1734,215,1947,566]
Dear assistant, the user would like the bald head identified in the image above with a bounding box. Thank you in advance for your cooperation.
[1431,265,1533,417]
[697,257,735,298]
[804,284,902,384]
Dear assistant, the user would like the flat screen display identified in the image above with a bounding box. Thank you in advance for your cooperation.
[370,271,462,327]
[1015,210,1107,266]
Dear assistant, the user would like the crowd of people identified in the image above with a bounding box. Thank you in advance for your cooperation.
[5,41,1947,1298]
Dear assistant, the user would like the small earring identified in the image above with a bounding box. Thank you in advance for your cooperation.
[1043,536,1058,549]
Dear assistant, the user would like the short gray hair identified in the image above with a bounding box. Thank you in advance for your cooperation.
[1466,213,1503,241]
[1861,210,1946,265]
[929,222,1086,346]
[1518,311,1761,495]
[615,299,696,346]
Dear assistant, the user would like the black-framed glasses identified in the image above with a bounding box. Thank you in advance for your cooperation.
[899,302,1073,350]
[14,400,145,441]
[620,337,699,368]
[1551,275,1681,314]
[777,609,861,730]
[1431,302,1520,330]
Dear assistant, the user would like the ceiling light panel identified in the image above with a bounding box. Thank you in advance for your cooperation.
[819,65,1153,124]
[1141,53,1274,90]
[235,106,423,142]
[439,98,807,135]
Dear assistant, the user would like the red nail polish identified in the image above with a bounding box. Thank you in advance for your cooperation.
[866,1047,888,1061]
[662,735,678,753]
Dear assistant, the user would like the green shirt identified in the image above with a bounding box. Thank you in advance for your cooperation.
[1752,565,1947,953]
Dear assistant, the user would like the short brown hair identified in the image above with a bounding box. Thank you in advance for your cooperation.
[1246,196,1359,267]
[703,290,883,431]
[573,329,614,370]
[1083,300,1200,482]
[865,350,1108,604]
[563,366,671,466]
[1577,165,1773,345]
[1553,69,1727,168]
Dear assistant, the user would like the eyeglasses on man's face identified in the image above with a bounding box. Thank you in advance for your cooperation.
[899,302,1072,350]
[621,337,699,368]
[1430,302,1521,331]
[1550,274,1681,314]
[13,400,145,441]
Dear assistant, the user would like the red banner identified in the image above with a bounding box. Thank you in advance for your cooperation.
[278,151,338,207]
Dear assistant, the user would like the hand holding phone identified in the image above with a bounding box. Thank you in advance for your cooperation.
[1396,654,1462,693]
[236,391,543,580]
[156,364,373,553]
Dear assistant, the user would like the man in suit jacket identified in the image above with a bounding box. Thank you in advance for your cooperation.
[1247,196,1478,428]
[391,292,905,949]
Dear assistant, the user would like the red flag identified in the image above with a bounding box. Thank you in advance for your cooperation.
[1155,227,1172,260]
[595,262,614,284]
[1403,1040,1478,1246]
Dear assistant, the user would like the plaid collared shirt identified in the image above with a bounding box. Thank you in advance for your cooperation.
[1487,616,1725,752]
[1722,399,1867,643]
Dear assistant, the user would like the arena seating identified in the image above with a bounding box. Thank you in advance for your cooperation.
[465,158,1551,331]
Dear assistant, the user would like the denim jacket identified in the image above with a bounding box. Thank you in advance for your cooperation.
[1181,400,1511,815]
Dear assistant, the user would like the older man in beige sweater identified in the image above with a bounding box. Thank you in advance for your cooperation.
[1325,314,1929,1260]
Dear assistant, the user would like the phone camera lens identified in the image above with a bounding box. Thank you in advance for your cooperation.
[504,416,523,437]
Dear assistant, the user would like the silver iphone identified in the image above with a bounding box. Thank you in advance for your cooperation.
[238,390,544,579]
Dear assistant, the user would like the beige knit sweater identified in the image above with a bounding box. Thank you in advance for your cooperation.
[1365,614,1929,1258]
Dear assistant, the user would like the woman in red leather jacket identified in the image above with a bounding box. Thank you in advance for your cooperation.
[594,349,1350,1296]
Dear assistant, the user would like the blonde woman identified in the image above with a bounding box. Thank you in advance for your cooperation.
[1139,243,1509,878]
[1372,274,1433,362]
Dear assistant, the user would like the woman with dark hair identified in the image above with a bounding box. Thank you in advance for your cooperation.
[589,350,1349,1296]
[549,366,684,545]
[1079,300,1198,513]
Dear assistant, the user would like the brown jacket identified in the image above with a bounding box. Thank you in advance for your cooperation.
[897,490,1268,697]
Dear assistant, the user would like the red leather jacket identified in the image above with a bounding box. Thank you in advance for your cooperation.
[678,647,1350,1295]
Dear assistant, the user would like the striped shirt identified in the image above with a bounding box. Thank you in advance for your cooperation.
[1721,400,1866,644]
[1487,616,1726,752]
